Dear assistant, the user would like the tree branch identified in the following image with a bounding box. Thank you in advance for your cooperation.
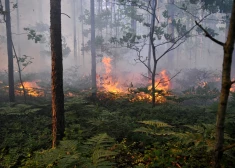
[195,21,224,46]
[231,80,235,85]
[221,143,235,152]
[61,13,70,18]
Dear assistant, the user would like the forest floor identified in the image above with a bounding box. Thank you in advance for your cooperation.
[0,90,235,167]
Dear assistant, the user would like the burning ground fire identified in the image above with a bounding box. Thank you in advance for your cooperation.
[97,56,171,103]
[16,80,44,97]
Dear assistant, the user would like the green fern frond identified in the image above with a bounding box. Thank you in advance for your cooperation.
[134,126,175,136]
[138,120,173,128]
[82,133,117,168]
[84,133,115,148]
[92,149,117,166]
[27,140,80,168]
[134,127,155,134]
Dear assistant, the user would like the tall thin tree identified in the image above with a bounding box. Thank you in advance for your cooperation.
[50,0,65,148]
[90,0,97,98]
[81,0,85,69]
[72,0,78,64]
[213,2,235,167]
[5,0,15,102]
[167,0,175,69]
[16,0,21,58]
[196,1,235,167]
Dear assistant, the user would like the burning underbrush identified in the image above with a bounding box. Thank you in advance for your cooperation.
[0,60,224,104]
[96,56,172,104]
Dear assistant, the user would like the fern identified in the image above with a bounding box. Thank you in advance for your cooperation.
[134,120,175,136]
[82,133,117,168]
[138,120,173,128]
[24,140,80,168]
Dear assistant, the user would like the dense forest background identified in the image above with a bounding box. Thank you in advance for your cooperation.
[0,0,235,167]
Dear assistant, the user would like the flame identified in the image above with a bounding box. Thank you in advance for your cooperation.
[97,56,171,103]
[17,80,44,97]
[97,56,126,94]
[131,70,171,103]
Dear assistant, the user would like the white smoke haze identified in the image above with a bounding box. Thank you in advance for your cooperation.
[0,0,230,92]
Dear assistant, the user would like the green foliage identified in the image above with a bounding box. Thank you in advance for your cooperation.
[24,140,80,168]
[23,28,42,43]
[0,82,234,167]
[81,133,117,168]
[25,23,71,57]
[0,103,51,167]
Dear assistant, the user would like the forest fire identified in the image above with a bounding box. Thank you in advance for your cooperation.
[97,57,171,103]
[131,70,171,103]
[97,56,127,94]
[17,80,44,97]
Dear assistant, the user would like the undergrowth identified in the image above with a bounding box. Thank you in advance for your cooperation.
[0,92,235,167]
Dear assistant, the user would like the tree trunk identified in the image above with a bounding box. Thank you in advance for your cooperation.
[72,0,78,64]
[90,0,97,98]
[150,0,157,107]
[50,0,65,148]
[39,0,43,59]
[5,0,15,102]
[16,0,21,58]
[110,0,113,37]
[148,4,153,79]
[106,0,108,36]
[81,0,85,69]
[131,1,136,33]
[213,1,235,167]
[148,42,151,79]
[167,0,174,69]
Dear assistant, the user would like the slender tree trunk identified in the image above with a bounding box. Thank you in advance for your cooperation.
[77,1,80,65]
[81,0,85,69]
[50,0,65,148]
[90,0,97,98]
[148,4,153,79]
[131,1,136,33]
[167,0,174,69]
[148,41,151,78]
[5,0,15,102]
[39,0,43,59]
[72,0,77,64]
[16,0,21,58]
[150,0,157,107]
[12,40,26,103]
[114,0,117,37]
[110,0,113,37]
[106,0,108,36]
[213,1,235,167]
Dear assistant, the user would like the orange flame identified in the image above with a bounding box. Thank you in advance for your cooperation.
[97,56,171,103]
[18,80,44,97]
[97,56,126,94]
[132,70,171,103]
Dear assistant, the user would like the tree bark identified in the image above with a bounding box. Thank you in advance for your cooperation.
[81,0,85,70]
[5,0,15,102]
[167,0,174,69]
[16,0,21,58]
[150,0,157,107]
[131,1,136,33]
[72,0,78,64]
[214,1,235,167]
[90,0,97,98]
[50,0,65,148]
